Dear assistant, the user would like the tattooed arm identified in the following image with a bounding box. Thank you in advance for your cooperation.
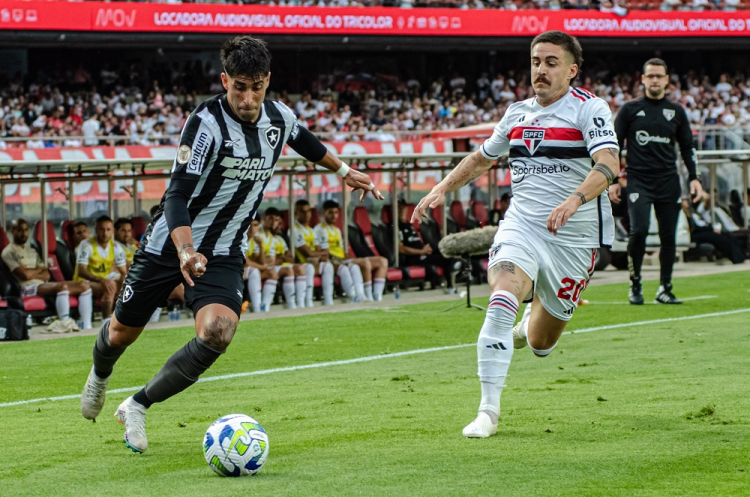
[547,147,620,235]
[412,150,494,224]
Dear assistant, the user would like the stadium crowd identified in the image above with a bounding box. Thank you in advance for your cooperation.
[2,60,750,148]
[49,0,746,12]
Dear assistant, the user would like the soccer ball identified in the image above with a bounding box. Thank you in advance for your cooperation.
[203,414,269,477]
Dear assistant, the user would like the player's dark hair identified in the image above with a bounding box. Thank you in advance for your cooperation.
[96,215,113,225]
[73,220,88,229]
[295,199,310,208]
[643,58,668,74]
[150,205,159,218]
[11,218,28,228]
[220,36,272,79]
[322,200,340,210]
[264,207,280,218]
[531,31,583,78]
[114,218,132,230]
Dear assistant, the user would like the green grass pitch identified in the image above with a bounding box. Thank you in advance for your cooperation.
[1,272,749,496]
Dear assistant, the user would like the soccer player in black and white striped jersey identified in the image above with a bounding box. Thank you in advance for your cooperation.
[80,36,383,453]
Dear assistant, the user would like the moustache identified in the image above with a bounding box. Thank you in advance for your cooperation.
[535,78,550,85]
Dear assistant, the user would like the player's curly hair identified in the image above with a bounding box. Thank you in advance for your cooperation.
[531,31,583,79]
[220,36,272,79]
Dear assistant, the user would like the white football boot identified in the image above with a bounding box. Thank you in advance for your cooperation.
[462,412,498,438]
[81,366,109,420]
[115,396,148,453]
[512,303,532,350]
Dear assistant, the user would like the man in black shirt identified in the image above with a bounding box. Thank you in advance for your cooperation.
[612,58,703,305]
[397,203,449,288]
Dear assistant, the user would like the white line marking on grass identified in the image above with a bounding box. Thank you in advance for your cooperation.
[2,308,749,409]
[562,308,750,335]
[0,344,471,408]
[586,295,717,305]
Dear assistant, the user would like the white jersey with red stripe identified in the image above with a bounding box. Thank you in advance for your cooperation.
[481,87,618,248]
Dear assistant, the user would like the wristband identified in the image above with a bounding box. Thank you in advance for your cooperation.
[572,192,587,205]
[336,162,350,178]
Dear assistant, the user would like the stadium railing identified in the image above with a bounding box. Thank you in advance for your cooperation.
[1,149,747,269]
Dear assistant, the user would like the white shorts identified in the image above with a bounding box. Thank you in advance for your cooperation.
[21,285,39,297]
[488,221,597,321]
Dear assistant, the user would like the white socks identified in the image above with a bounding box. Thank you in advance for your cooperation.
[295,276,306,308]
[282,276,296,309]
[373,278,385,301]
[56,290,70,320]
[246,268,262,313]
[78,289,93,329]
[262,279,277,312]
[337,264,354,301]
[350,264,366,301]
[364,281,373,301]
[477,291,519,422]
[321,262,334,306]
[305,263,315,307]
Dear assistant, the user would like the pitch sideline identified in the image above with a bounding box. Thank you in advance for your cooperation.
[1,307,748,409]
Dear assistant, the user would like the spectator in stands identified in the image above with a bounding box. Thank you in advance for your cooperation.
[397,203,450,289]
[1,218,93,332]
[74,215,127,319]
[82,114,100,146]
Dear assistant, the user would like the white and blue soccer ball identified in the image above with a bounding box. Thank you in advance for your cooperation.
[203,414,269,477]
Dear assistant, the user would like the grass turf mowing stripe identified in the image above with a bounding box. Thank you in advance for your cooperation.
[1,307,748,409]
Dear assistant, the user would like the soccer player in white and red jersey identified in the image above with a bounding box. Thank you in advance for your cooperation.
[413,31,620,438]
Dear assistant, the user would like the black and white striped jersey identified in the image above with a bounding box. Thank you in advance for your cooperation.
[143,95,300,259]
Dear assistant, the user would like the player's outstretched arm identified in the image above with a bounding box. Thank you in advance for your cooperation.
[316,150,384,202]
[547,148,620,235]
[412,150,493,224]
[287,125,384,202]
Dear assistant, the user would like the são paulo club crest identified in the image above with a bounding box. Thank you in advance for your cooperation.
[522,129,545,155]
[663,109,676,121]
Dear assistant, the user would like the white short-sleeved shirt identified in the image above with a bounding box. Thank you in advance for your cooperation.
[480,87,618,248]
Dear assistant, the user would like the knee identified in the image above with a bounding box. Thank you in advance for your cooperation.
[378,256,388,267]
[527,335,557,356]
[80,281,91,292]
[58,283,69,293]
[295,265,306,276]
[362,259,372,272]
[629,226,648,239]
[267,270,279,280]
[201,316,237,350]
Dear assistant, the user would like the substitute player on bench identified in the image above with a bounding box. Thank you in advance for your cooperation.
[413,31,619,438]
[80,36,382,453]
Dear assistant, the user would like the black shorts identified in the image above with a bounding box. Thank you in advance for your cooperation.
[115,250,245,328]
[627,174,682,205]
